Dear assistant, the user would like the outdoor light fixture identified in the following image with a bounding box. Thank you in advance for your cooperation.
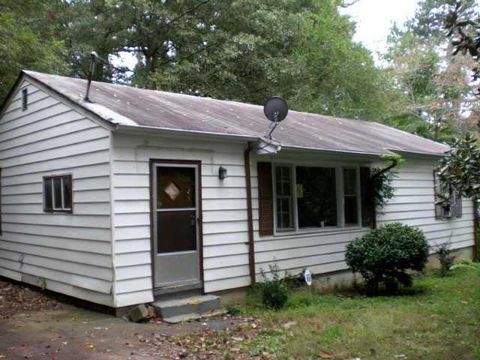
[218,166,227,180]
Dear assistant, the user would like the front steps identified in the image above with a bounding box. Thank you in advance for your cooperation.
[153,294,221,323]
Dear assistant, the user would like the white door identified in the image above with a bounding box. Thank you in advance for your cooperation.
[152,162,201,290]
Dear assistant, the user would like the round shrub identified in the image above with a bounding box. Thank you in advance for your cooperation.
[345,223,429,294]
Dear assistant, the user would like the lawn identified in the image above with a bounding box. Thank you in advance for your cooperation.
[180,265,480,359]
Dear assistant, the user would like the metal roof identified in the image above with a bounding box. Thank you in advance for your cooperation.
[23,70,449,156]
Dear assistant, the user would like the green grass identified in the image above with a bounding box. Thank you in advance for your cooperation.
[238,266,480,359]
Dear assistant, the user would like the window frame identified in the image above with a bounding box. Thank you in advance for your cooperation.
[433,170,462,220]
[272,162,364,235]
[43,174,73,213]
[273,165,295,232]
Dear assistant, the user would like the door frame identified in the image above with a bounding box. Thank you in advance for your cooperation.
[149,159,204,294]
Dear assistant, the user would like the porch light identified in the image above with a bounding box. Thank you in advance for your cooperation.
[218,166,227,180]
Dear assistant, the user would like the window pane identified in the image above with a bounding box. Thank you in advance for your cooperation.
[296,167,337,227]
[275,167,291,196]
[345,196,358,224]
[275,166,293,230]
[344,169,358,225]
[157,167,195,209]
[276,198,292,229]
[44,178,53,211]
[53,178,62,209]
[63,176,72,209]
[157,210,196,253]
[343,169,357,195]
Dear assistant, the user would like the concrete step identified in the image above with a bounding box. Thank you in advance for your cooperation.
[153,294,221,323]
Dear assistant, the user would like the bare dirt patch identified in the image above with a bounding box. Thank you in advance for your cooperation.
[0,278,256,359]
[0,279,63,320]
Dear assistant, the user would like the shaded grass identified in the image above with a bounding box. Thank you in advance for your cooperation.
[239,267,480,359]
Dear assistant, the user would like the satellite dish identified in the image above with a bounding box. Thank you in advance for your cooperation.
[263,96,288,140]
[264,96,288,123]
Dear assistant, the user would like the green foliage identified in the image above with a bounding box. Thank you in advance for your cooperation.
[370,154,403,209]
[383,0,479,141]
[0,1,68,101]
[259,264,289,310]
[444,1,480,95]
[450,259,480,271]
[225,304,243,316]
[345,223,429,294]
[434,241,456,276]
[439,133,480,199]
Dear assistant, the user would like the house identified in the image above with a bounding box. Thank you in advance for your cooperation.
[0,70,475,311]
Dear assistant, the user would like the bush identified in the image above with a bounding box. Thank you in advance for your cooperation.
[259,264,289,310]
[345,223,429,294]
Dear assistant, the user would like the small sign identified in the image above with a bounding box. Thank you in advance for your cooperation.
[304,269,312,286]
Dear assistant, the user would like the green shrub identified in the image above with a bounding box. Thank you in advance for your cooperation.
[345,223,429,294]
[259,264,289,310]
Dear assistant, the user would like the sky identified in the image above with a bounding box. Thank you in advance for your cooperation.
[341,0,420,58]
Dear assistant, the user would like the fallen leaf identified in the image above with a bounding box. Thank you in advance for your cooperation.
[318,351,334,359]
[84,343,95,349]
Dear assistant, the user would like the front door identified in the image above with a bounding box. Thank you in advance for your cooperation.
[152,162,201,290]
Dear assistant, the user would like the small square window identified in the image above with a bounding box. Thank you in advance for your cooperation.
[22,88,28,111]
[43,175,72,213]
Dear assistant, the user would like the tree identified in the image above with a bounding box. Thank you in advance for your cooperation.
[444,1,480,96]
[383,0,478,142]
[439,133,480,199]
[60,0,128,82]
[0,1,67,101]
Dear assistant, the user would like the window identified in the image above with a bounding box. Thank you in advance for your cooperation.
[296,166,337,228]
[44,175,72,213]
[21,88,28,111]
[273,164,362,232]
[433,171,462,219]
[343,168,359,225]
[275,166,294,230]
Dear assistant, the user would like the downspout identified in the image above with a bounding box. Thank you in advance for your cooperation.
[244,142,256,286]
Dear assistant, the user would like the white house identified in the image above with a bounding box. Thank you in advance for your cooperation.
[0,70,475,311]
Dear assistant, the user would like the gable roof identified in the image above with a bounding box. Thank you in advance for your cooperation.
[21,70,448,156]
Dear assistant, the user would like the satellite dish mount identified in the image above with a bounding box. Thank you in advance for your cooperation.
[264,96,288,140]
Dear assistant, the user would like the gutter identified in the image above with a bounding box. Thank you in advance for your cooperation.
[115,124,258,143]
[244,142,256,286]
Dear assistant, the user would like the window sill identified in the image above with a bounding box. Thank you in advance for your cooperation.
[44,210,73,214]
[273,226,369,238]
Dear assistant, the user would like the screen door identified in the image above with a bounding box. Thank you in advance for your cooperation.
[152,163,201,289]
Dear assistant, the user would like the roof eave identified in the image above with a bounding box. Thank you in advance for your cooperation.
[114,123,258,143]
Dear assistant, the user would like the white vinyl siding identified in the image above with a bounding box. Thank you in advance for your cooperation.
[377,157,475,251]
[111,133,251,304]
[251,154,475,282]
[0,80,114,306]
